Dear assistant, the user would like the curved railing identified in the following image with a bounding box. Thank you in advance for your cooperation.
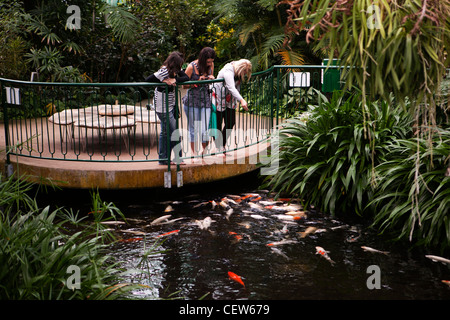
[1,65,342,172]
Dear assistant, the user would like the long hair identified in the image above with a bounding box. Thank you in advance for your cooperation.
[197,47,216,75]
[163,51,184,77]
[233,59,252,82]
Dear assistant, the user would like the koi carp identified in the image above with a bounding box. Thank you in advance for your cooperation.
[298,226,317,238]
[442,280,450,287]
[119,237,143,243]
[361,246,389,255]
[195,217,214,230]
[266,239,297,247]
[156,229,180,237]
[228,271,245,288]
[99,220,126,225]
[150,214,172,225]
[425,255,450,265]
[225,208,234,220]
[315,246,335,265]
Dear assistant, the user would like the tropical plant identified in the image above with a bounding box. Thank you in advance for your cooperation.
[0,173,143,299]
[281,0,450,109]
[370,129,450,249]
[213,0,315,70]
[264,90,414,216]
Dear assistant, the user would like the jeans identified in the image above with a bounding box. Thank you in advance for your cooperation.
[183,105,211,143]
[156,108,181,164]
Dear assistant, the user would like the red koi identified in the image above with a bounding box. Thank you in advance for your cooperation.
[249,196,262,202]
[156,229,180,237]
[119,237,143,243]
[228,271,245,288]
[228,231,243,241]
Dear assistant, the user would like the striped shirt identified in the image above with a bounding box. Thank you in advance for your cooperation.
[153,66,175,113]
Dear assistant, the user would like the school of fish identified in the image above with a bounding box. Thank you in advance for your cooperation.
[98,191,450,291]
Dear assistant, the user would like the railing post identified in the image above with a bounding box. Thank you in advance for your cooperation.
[1,81,11,165]
[174,84,183,188]
[163,84,171,188]
[275,67,280,127]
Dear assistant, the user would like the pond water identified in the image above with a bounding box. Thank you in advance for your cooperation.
[39,172,450,300]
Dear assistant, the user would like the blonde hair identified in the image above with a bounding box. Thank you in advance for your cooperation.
[233,59,252,82]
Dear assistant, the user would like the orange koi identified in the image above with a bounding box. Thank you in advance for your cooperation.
[228,271,245,288]
[249,196,262,202]
[156,229,180,237]
[442,280,450,287]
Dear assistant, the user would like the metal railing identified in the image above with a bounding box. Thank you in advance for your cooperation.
[1,65,343,171]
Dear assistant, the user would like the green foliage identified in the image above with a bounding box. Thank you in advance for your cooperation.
[264,90,414,216]
[282,0,450,109]
[370,129,450,249]
[0,174,142,299]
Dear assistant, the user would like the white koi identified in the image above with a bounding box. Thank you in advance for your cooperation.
[222,197,238,205]
[192,201,209,208]
[315,246,335,265]
[195,216,215,230]
[271,247,290,260]
[121,229,146,235]
[225,208,234,220]
[274,214,299,221]
[425,255,450,265]
[150,214,172,225]
[248,202,263,211]
[219,200,230,209]
[249,214,268,220]
[99,220,126,225]
[361,246,389,255]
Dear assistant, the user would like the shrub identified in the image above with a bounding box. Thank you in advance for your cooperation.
[370,129,450,249]
[0,174,140,299]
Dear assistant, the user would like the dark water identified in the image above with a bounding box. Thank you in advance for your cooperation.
[38,172,450,300]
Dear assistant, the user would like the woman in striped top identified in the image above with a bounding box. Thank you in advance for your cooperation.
[145,51,189,165]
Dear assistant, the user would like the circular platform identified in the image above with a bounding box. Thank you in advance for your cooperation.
[0,142,270,189]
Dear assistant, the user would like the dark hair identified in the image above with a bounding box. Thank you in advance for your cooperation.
[197,47,216,75]
[163,51,184,77]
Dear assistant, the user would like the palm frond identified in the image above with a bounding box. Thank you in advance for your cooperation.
[100,4,141,44]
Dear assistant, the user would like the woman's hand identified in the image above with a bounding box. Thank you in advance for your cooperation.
[240,99,249,111]
[199,75,215,81]
[163,78,176,86]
